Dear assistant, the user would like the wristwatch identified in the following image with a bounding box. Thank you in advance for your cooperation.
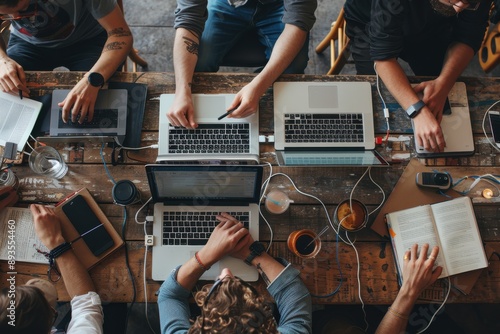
[87,72,105,88]
[244,241,266,266]
[405,100,426,118]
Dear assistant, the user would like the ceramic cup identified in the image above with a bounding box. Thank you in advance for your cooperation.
[287,229,321,258]
[265,190,292,214]
[334,199,368,232]
[0,169,18,189]
[28,146,68,179]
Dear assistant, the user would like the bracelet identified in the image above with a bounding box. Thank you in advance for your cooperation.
[194,252,211,271]
[36,241,74,282]
[387,306,409,320]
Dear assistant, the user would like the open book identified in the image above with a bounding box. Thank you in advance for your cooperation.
[0,188,123,269]
[386,196,488,282]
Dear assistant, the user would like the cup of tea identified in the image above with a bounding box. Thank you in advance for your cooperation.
[287,229,321,258]
[265,190,292,214]
[334,199,368,232]
[28,146,68,179]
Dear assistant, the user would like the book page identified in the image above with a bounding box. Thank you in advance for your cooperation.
[387,205,448,279]
[0,208,48,264]
[432,197,488,276]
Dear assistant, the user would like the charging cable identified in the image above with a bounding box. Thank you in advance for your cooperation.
[416,277,451,333]
[374,63,391,143]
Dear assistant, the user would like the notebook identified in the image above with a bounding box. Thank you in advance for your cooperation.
[273,81,388,166]
[46,89,128,142]
[0,91,43,152]
[146,164,263,281]
[157,94,260,164]
[413,82,474,158]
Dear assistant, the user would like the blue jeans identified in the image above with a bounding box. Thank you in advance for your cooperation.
[7,30,108,71]
[195,0,309,74]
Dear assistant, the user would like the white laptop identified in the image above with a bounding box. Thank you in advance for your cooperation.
[413,82,474,157]
[0,91,42,152]
[146,164,263,281]
[46,89,128,142]
[273,81,388,166]
[157,94,259,164]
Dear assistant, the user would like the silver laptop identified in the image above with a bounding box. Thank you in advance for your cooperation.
[47,89,128,141]
[146,164,263,281]
[413,82,474,157]
[273,81,388,166]
[157,94,259,164]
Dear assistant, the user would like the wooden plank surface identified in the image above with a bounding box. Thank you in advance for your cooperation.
[1,72,499,304]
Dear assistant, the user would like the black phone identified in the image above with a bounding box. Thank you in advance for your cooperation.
[62,195,114,256]
[488,110,500,148]
[415,172,452,190]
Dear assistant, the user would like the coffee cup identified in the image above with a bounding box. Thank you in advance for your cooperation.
[334,199,368,232]
[287,229,321,258]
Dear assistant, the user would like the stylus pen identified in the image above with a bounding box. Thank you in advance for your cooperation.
[217,107,237,120]
[19,89,23,100]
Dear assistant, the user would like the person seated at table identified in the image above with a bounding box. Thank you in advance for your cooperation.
[167,0,317,129]
[157,212,312,333]
[0,204,104,333]
[343,0,490,153]
[0,0,133,123]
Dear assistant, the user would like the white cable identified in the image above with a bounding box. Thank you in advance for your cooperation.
[374,62,391,134]
[368,168,386,215]
[114,137,159,150]
[135,197,153,224]
[259,163,275,252]
[481,99,500,152]
[416,277,451,334]
[346,232,369,331]
[143,229,158,333]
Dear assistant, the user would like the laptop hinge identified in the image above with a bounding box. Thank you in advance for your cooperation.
[283,146,365,152]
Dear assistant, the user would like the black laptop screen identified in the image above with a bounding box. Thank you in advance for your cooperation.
[146,165,263,204]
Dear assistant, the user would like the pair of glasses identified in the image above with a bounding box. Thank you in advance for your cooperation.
[448,0,480,11]
[203,276,257,306]
[0,2,38,21]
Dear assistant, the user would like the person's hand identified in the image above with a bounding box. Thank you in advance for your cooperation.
[197,212,253,266]
[226,84,261,119]
[0,56,29,97]
[400,243,442,301]
[57,77,100,123]
[167,92,197,129]
[413,80,450,123]
[30,204,65,250]
[412,109,446,152]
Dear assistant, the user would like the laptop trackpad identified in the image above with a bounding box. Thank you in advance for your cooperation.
[308,85,338,108]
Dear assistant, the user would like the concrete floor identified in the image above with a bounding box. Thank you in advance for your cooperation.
[116,1,500,333]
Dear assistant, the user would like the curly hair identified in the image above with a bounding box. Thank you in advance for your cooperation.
[188,277,278,333]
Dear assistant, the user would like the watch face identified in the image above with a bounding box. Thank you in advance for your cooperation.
[251,242,265,253]
[88,72,104,87]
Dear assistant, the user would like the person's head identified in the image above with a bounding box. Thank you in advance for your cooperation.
[0,0,33,20]
[430,0,482,16]
[0,279,57,334]
[189,269,277,333]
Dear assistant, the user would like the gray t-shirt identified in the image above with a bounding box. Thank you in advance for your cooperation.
[10,0,116,48]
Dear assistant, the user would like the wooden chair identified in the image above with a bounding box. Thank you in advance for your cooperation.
[117,0,148,72]
[315,8,351,75]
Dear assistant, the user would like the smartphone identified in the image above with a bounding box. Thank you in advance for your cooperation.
[415,172,452,190]
[62,195,114,256]
[488,110,500,148]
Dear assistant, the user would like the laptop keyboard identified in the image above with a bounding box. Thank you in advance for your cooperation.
[162,211,250,246]
[284,113,364,143]
[168,123,250,154]
[58,108,119,128]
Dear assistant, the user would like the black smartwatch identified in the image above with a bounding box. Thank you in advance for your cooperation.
[244,241,265,266]
[405,100,425,118]
[88,72,105,88]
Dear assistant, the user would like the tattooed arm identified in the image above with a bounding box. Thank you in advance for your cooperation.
[58,4,133,123]
[166,28,200,129]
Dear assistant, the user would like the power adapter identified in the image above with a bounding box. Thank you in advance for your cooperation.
[145,235,154,246]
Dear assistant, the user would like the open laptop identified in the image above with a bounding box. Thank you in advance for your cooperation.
[0,91,43,152]
[43,89,128,143]
[146,164,263,281]
[273,81,388,166]
[413,82,474,157]
[157,94,260,164]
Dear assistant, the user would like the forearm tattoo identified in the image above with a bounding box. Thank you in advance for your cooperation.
[103,41,127,52]
[183,37,199,56]
[256,264,271,285]
[108,27,132,38]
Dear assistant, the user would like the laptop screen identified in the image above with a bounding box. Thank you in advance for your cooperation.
[146,165,263,204]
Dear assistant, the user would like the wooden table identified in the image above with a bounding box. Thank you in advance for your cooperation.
[1,72,499,305]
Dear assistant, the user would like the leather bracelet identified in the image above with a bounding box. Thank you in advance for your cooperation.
[194,252,210,271]
[387,306,409,320]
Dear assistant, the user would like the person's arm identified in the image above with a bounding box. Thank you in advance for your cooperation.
[166,27,200,129]
[29,204,96,297]
[0,25,28,97]
[227,24,308,119]
[375,243,442,334]
[58,4,133,123]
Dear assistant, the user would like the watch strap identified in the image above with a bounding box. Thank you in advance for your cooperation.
[244,241,264,266]
[405,100,426,118]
